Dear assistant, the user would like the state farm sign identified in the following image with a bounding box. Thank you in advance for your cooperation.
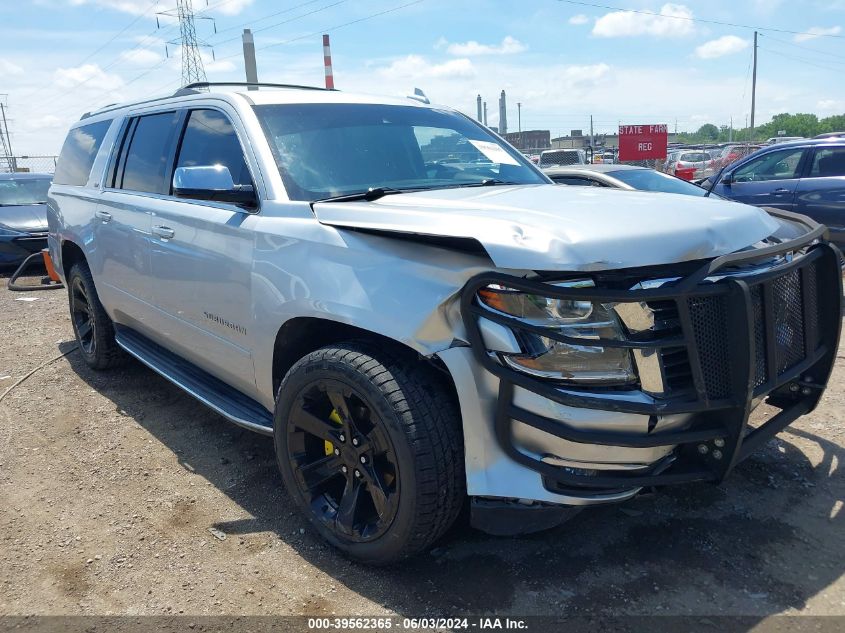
[618,124,668,161]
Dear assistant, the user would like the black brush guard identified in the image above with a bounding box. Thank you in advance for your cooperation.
[461,212,842,496]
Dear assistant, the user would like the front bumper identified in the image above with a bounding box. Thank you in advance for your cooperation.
[0,232,48,266]
[460,212,842,499]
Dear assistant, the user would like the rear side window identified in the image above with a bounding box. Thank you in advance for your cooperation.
[809,147,845,178]
[53,120,112,186]
[119,111,181,194]
[175,109,251,187]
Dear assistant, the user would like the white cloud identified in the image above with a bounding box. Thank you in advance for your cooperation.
[795,26,842,42]
[0,59,24,76]
[443,36,526,56]
[817,99,845,111]
[68,0,252,15]
[119,48,161,66]
[569,14,589,26]
[593,3,695,38]
[22,114,67,131]
[379,55,475,80]
[54,63,124,91]
[694,35,749,59]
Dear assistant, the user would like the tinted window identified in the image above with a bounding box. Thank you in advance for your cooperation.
[253,103,545,201]
[550,175,599,186]
[120,112,181,194]
[733,148,804,183]
[679,152,710,162]
[0,177,52,205]
[53,120,111,186]
[809,147,845,178]
[608,169,708,197]
[176,109,251,187]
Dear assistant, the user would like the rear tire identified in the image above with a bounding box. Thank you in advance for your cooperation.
[68,261,125,370]
[274,341,465,565]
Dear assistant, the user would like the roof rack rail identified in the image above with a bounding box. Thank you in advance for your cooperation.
[173,81,333,97]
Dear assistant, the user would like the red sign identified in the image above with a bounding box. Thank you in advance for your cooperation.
[618,124,668,161]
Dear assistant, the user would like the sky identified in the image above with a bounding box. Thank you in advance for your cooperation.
[1,0,845,155]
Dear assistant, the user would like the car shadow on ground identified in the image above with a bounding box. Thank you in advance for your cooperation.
[60,341,844,621]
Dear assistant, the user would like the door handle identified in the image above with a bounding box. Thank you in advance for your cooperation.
[152,225,175,239]
[772,188,791,195]
[94,210,112,223]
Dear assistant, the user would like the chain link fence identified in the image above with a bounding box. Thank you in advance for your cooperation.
[1,156,58,174]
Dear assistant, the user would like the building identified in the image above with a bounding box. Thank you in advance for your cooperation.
[552,130,678,150]
[503,130,551,152]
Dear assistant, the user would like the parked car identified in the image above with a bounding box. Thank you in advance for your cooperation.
[814,132,845,139]
[765,136,805,145]
[538,148,586,167]
[543,164,714,196]
[664,150,712,180]
[48,83,842,564]
[705,137,845,248]
[714,143,764,171]
[0,172,52,267]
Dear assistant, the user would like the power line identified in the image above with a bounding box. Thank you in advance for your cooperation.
[211,0,348,47]
[759,33,845,63]
[558,0,845,40]
[210,0,326,38]
[216,0,426,61]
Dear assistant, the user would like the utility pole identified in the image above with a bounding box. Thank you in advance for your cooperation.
[159,0,210,87]
[242,29,258,89]
[750,30,758,142]
[729,116,733,143]
[590,114,594,158]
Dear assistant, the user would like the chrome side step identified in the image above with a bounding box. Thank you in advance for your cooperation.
[114,326,274,436]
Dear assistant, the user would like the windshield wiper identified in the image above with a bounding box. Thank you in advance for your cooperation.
[315,187,407,203]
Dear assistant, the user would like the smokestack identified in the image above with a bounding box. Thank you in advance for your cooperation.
[242,29,258,89]
[499,90,507,135]
[476,94,482,122]
[322,34,334,89]
[483,102,488,126]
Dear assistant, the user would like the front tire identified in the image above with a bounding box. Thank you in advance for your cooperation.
[274,342,464,565]
[67,261,124,370]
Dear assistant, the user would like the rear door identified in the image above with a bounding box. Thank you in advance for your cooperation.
[97,111,183,321]
[794,144,845,247]
[720,146,807,210]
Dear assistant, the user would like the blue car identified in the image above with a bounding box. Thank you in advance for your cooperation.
[704,138,845,248]
[0,172,52,267]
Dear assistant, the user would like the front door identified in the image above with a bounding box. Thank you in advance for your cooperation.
[148,108,259,397]
[721,146,807,211]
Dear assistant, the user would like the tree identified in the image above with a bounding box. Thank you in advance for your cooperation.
[697,123,720,140]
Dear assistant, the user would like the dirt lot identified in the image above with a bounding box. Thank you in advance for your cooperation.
[0,273,843,621]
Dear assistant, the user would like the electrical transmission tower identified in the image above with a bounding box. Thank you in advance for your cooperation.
[158,0,215,87]
[0,95,15,173]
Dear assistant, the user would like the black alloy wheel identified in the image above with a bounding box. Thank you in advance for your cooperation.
[286,379,400,542]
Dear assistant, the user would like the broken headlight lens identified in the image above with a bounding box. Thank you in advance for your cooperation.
[478,282,636,385]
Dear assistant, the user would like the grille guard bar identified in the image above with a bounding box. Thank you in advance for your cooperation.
[460,212,843,493]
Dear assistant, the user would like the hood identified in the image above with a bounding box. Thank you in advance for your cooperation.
[0,203,48,233]
[313,184,780,271]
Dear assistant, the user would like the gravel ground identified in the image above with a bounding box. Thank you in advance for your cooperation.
[0,273,843,620]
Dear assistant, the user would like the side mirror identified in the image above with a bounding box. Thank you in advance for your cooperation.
[172,165,257,208]
[720,171,733,185]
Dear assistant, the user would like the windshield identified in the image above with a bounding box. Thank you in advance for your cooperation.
[608,169,709,197]
[0,177,52,205]
[253,103,546,201]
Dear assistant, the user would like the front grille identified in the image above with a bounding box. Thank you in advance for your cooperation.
[687,295,732,399]
[653,257,821,400]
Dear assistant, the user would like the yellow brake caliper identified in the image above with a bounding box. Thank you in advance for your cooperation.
[324,409,343,455]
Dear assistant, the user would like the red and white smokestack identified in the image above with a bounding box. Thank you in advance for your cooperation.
[323,34,334,90]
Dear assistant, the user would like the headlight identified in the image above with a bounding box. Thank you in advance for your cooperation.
[478,282,635,385]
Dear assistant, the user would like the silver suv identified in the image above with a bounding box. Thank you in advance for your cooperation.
[48,82,842,564]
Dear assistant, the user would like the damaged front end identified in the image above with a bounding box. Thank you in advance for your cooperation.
[459,210,842,502]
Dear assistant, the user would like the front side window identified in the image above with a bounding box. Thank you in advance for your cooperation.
[0,177,52,205]
[53,120,112,186]
[733,148,805,183]
[175,109,252,187]
[119,111,181,194]
[253,103,546,201]
[808,147,845,178]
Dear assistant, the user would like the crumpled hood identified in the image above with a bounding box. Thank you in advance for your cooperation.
[0,203,49,233]
[314,184,780,271]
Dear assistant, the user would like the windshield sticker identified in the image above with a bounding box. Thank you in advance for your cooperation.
[469,140,521,166]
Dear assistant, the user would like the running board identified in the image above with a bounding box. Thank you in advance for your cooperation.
[114,326,274,436]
